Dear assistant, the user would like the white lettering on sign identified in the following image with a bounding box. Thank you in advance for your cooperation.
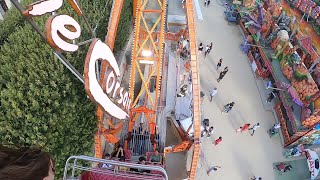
[84,39,131,120]
[46,15,81,52]
[308,155,315,176]
[24,0,82,16]
[24,0,63,16]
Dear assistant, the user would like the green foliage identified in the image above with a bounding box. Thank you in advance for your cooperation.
[0,0,132,178]
[0,23,97,178]
[315,0,320,6]
[114,0,133,53]
[0,0,32,45]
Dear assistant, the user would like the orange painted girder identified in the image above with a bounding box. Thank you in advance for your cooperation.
[127,0,167,150]
[95,0,125,158]
[185,0,201,179]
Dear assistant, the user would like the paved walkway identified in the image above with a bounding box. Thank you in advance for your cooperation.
[194,1,287,180]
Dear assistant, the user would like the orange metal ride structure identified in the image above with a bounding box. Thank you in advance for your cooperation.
[125,0,166,151]
[94,0,125,159]
[95,0,201,179]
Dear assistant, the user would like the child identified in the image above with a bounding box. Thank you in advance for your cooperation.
[214,137,222,145]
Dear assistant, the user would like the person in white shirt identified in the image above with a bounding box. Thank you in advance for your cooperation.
[273,123,281,129]
[210,88,218,102]
[207,126,214,138]
[101,153,113,169]
[204,45,210,57]
[249,123,260,136]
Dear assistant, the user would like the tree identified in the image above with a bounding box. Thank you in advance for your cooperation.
[0,0,132,178]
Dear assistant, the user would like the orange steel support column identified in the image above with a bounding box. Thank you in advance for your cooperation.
[106,0,124,49]
[133,0,138,20]
[185,0,201,179]
[95,0,125,158]
[126,0,167,149]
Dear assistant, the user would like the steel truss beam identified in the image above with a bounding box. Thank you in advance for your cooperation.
[126,0,167,150]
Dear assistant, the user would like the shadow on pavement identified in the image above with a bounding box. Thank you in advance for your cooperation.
[232,149,254,178]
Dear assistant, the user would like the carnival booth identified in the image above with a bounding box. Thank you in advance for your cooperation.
[237,0,320,147]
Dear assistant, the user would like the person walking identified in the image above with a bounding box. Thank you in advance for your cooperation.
[201,128,208,137]
[250,176,262,180]
[249,123,260,136]
[207,165,221,175]
[216,58,223,70]
[198,43,204,55]
[236,123,251,133]
[201,119,210,137]
[203,118,210,128]
[204,0,208,6]
[207,0,211,6]
[266,91,275,103]
[208,42,213,51]
[217,66,228,82]
[181,0,185,8]
[214,137,222,146]
[223,102,235,113]
[204,44,210,57]
[209,88,218,102]
[207,126,214,138]
[200,91,205,103]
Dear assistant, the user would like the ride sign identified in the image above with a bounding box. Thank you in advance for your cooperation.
[305,149,320,179]
[23,0,131,119]
[84,39,131,119]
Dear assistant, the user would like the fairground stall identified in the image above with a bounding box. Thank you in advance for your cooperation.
[236,0,320,147]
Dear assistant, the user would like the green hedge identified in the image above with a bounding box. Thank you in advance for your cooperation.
[0,0,32,46]
[0,0,132,178]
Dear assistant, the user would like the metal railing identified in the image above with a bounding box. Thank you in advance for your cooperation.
[63,155,168,180]
[128,130,162,156]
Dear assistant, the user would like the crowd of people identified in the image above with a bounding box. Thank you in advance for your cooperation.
[198,39,268,179]
[99,144,163,174]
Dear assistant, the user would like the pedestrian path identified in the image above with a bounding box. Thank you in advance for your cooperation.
[194,1,287,179]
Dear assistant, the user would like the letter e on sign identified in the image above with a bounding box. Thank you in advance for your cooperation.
[46,15,81,52]
[84,39,129,120]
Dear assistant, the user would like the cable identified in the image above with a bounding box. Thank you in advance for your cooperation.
[93,0,111,34]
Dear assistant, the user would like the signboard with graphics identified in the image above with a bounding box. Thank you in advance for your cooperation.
[84,39,130,119]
